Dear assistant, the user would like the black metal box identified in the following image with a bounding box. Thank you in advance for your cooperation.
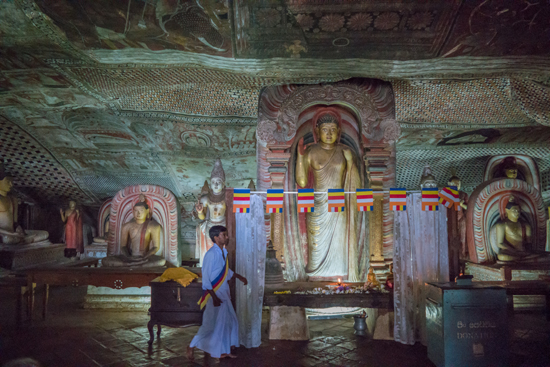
[149,279,204,326]
[426,282,508,367]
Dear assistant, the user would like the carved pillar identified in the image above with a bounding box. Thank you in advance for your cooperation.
[365,147,392,277]
[266,146,291,263]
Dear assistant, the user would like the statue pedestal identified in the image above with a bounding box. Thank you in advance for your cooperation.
[84,286,151,310]
[465,261,550,310]
[83,242,108,262]
[0,241,65,270]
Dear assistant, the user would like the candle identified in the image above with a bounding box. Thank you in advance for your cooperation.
[337,278,341,285]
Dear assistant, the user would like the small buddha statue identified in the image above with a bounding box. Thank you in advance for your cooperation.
[195,158,227,266]
[363,267,381,291]
[420,165,437,189]
[490,196,549,263]
[385,264,394,290]
[0,161,49,245]
[495,156,522,180]
[60,200,83,258]
[102,202,165,267]
[448,173,468,257]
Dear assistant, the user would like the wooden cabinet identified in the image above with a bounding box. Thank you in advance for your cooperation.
[147,279,204,344]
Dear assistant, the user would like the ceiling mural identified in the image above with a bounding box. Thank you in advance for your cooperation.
[34,0,232,57]
[0,0,550,213]
[234,0,461,59]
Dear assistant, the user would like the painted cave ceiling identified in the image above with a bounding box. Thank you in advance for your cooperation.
[0,0,550,209]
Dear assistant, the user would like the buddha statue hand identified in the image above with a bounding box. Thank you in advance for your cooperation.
[195,200,204,214]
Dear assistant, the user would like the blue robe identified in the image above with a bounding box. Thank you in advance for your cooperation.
[190,245,239,358]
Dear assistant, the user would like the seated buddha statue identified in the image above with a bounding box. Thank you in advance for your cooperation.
[490,196,549,263]
[0,162,49,245]
[102,202,166,267]
[363,267,381,291]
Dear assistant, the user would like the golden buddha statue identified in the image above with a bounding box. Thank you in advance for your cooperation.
[490,196,549,263]
[296,112,362,281]
[0,162,49,245]
[496,156,520,180]
[102,202,165,267]
[363,267,381,291]
[195,158,227,266]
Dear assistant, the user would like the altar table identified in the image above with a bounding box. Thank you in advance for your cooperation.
[24,264,179,322]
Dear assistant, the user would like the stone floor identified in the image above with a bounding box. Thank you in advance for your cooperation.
[0,286,549,367]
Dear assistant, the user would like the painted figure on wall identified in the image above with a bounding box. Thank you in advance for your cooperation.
[295,111,362,281]
[0,161,49,245]
[195,159,227,266]
[103,202,165,267]
[60,200,83,258]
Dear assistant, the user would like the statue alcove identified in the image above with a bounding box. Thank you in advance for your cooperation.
[107,185,180,266]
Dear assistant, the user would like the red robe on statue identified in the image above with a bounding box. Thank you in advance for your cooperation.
[65,211,83,253]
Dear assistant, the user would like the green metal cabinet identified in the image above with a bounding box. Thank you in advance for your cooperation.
[426,282,508,367]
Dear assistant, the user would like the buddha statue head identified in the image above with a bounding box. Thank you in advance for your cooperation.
[499,157,519,179]
[420,165,438,189]
[315,113,340,146]
[133,202,150,223]
[210,158,226,195]
[448,175,461,190]
[68,200,76,210]
[0,161,13,195]
[505,196,521,223]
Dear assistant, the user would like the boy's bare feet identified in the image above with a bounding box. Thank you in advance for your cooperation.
[187,346,195,360]
[220,353,237,359]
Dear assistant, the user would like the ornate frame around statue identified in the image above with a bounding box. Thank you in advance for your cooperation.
[97,199,111,238]
[256,79,398,281]
[108,185,179,265]
[466,178,547,264]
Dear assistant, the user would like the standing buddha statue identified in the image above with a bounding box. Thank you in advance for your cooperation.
[195,158,227,266]
[60,200,83,258]
[295,112,362,281]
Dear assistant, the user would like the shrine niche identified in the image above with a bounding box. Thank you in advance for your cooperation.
[257,79,398,282]
[85,198,111,259]
[107,185,179,266]
[484,155,541,191]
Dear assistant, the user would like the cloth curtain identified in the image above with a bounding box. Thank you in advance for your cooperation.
[235,194,266,348]
[393,193,449,345]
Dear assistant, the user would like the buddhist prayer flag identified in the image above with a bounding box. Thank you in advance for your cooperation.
[297,189,315,213]
[422,188,439,211]
[439,186,461,211]
[266,189,284,213]
[390,188,407,211]
[233,189,250,213]
[356,189,374,212]
[328,189,345,213]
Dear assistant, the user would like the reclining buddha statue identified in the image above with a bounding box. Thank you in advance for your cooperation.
[0,161,49,245]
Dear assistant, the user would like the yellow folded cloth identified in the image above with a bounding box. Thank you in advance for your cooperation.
[159,267,198,287]
[273,290,291,294]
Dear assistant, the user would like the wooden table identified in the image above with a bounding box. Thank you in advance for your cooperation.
[0,275,28,327]
[24,264,169,322]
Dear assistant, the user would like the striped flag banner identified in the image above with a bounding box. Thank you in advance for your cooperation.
[356,189,374,212]
[422,188,439,211]
[233,189,250,213]
[297,189,315,213]
[266,189,284,213]
[390,188,407,211]
[439,186,461,211]
[328,189,345,213]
